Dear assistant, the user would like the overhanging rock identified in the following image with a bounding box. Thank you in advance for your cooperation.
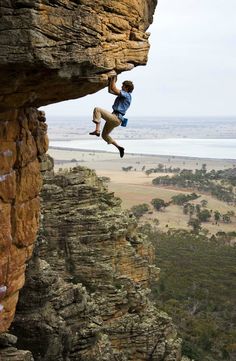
[0,0,157,111]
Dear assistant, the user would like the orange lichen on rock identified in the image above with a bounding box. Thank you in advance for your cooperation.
[0,108,48,332]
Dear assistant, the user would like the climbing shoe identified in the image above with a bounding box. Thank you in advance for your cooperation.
[89,131,100,137]
[119,147,125,158]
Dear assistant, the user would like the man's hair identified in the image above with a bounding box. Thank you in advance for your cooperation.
[122,80,134,93]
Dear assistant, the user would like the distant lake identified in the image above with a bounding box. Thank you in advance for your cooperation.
[50,138,236,160]
[47,116,236,139]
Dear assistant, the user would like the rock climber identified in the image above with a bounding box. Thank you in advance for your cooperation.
[89,75,134,158]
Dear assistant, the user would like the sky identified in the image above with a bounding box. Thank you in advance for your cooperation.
[41,0,236,118]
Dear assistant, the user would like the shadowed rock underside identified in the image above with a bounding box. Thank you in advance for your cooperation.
[0,0,157,111]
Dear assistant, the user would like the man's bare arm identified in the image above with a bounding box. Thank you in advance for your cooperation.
[108,76,120,95]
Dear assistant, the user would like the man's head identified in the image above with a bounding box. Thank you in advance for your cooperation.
[122,81,134,93]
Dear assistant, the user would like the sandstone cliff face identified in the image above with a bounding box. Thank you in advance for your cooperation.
[0,0,157,111]
[0,0,157,339]
[0,108,48,334]
[10,167,182,361]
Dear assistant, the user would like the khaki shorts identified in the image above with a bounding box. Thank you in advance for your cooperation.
[93,107,121,144]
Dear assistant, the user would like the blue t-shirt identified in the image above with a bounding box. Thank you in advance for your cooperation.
[112,90,132,116]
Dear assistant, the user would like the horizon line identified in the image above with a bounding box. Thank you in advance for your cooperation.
[44,114,236,118]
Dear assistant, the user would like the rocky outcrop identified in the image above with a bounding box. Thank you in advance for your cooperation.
[0,0,157,111]
[0,333,34,360]
[10,167,182,360]
[0,0,157,338]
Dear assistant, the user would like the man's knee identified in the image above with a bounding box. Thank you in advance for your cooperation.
[102,132,112,144]
[93,107,102,123]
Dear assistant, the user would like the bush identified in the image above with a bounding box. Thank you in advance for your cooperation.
[188,217,201,232]
[131,203,150,219]
[198,209,211,222]
[99,176,110,183]
[122,166,133,172]
[171,192,199,205]
[151,198,166,211]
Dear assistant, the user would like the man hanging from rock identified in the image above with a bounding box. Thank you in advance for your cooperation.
[89,74,134,158]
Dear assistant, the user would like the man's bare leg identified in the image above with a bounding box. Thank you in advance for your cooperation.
[90,108,124,157]
[89,108,102,136]
[89,122,100,136]
[110,140,125,158]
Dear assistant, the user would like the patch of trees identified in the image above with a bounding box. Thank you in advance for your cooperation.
[183,202,211,220]
[188,217,202,233]
[122,166,133,172]
[181,201,234,231]
[145,163,181,176]
[99,176,110,183]
[151,198,168,211]
[130,203,150,219]
[152,166,236,204]
[130,190,235,232]
[215,167,236,186]
[171,192,199,205]
[142,226,236,361]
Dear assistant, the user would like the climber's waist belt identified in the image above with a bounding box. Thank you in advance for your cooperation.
[112,111,125,117]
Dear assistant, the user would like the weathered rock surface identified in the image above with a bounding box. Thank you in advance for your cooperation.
[0,0,157,111]
[10,167,183,360]
[0,333,34,360]
[0,108,48,334]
